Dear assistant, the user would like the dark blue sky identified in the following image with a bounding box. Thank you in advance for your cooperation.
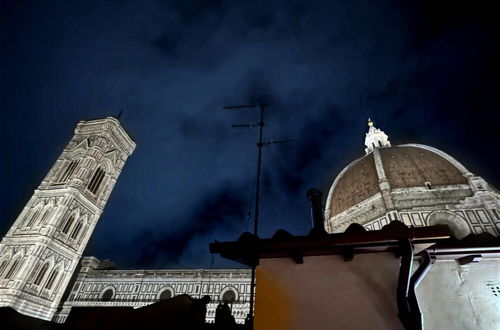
[1,0,499,269]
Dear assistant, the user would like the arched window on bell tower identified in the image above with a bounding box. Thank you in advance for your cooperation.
[33,263,49,286]
[0,256,11,277]
[4,257,22,280]
[38,207,53,226]
[26,207,42,227]
[88,167,105,195]
[61,215,75,234]
[58,159,80,183]
[70,221,83,240]
[44,268,60,291]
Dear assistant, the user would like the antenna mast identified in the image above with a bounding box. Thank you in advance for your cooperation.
[224,103,292,327]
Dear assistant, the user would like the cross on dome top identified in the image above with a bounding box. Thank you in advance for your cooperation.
[364,118,391,154]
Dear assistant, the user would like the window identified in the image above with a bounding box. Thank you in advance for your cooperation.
[39,208,52,226]
[222,290,236,303]
[70,221,83,239]
[76,227,88,243]
[88,167,105,195]
[26,209,41,227]
[0,258,10,276]
[62,215,75,234]
[159,289,172,301]
[5,258,21,279]
[59,160,79,183]
[34,263,49,285]
[102,288,114,301]
[45,269,59,290]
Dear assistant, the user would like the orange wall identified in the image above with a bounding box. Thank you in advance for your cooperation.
[254,253,404,330]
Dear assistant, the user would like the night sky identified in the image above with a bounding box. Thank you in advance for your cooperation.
[1,1,499,269]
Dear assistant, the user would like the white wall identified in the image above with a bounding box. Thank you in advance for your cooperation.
[418,259,500,330]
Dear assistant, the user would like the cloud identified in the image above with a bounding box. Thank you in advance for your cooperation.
[128,182,249,267]
[1,0,499,269]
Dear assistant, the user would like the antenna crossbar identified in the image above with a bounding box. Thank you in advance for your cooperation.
[231,123,260,128]
[224,103,269,110]
[260,138,294,146]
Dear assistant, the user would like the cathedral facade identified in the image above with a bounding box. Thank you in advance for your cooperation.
[0,117,498,326]
[54,257,251,324]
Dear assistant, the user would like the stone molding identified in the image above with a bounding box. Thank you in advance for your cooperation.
[75,117,135,155]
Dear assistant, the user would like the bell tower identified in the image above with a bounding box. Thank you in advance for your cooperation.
[0,117,135,321]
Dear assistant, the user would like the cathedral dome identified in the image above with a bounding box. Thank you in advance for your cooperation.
[325,144,469,218]
[323,120,479,232]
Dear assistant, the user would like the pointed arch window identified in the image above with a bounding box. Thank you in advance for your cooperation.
[5,258,21,279]
[77,226,88,244]
[38,207,53,226]
[0,257,10,277]
[44,268,59,290]
[26,208,41,227]
[59,160,80,183]
[34,263,49,285]
[62,215,75,234]
[88,167,106,195]
[70,221,83,240]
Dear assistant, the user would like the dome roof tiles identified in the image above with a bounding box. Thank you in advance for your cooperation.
[380,146,467,189]
[327,153,379,217]
[326,144,469,218]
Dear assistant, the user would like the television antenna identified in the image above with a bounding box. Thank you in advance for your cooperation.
[224,103,293,326]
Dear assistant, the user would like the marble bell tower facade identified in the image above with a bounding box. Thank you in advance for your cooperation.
[0,117,135,321]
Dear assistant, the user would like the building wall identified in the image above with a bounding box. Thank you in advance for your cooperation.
[254,254,405,330]
[418,260,500,330]
[54,257,251,324]
[253,254,500,330]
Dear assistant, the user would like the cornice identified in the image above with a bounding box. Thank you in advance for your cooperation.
[75,117,136,156]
